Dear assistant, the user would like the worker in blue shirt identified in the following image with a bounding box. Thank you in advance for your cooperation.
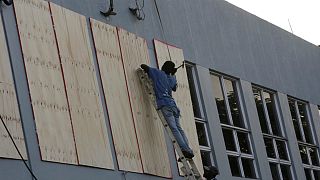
[140,61,194,159]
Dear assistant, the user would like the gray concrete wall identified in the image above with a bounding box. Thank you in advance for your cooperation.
[1,0,320,179]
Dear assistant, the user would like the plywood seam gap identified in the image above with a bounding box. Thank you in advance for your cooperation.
[48,2,79,165]
[88,19,119,170]
[116,27,145,173]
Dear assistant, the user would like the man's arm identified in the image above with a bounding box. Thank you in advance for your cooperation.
[171,76,177,92]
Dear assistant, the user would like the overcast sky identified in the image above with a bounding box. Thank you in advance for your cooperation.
[225,0,320,46]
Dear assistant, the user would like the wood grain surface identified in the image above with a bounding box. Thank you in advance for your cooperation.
[0,11,27,160]
[118,29,171,177]
[50,3,114,169]
[90,19,142,173]
[13,0,77,164]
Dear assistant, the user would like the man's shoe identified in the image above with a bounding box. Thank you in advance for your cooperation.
[182,150,194,159]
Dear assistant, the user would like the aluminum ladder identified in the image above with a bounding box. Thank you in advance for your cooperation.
[137,68,203,180]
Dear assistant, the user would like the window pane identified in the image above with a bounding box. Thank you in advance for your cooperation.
[276,140,289,160]
[222,128,237,151]
[200,150,212,166]
[242,158,256,178]
[196,122,209,147]
[263,92,281,136]
[228,156,241,177]
[253,88,269,134]
[298,103,313,144]
[270,163,280,180]
[304,168,312,180]
[289,101,303,141]
[225,79,244,128]
[314,170,320,180]
[309,147,319,166]
[186,66,202,118]
[237,132,251,154]
[211,75,229,124]
[264,137,276,158]
[280,164,292,180]
[299,145,310,164]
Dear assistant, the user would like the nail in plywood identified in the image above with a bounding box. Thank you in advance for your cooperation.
[13,0,77,164]
[90,19,143,173]
[154,40,204,176]
[50,4,114,169]
[0,13,27,160]
[118,29,171,177]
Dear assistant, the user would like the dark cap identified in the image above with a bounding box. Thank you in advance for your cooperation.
[161,61,176,75]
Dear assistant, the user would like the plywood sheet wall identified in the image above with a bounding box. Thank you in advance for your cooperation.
[13,0,77,164]
[118,29,171,177]
[154,40,204,175]
[50,3,114,169]
[0,12,27,160]
[90,19,142,173]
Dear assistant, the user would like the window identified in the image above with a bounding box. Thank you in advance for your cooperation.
[252,87,293,180]
[211,73,257,178]
[288,99,320,180]
[186,64,213,167]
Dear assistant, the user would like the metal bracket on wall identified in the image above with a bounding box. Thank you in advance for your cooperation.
[0,0,13,6]
[129,0,145,20]
[100,0,116,17]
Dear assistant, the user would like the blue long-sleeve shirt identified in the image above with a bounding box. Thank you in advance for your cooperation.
[147,67,178,110]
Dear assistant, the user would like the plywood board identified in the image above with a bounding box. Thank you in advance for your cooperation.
[118,29,171,177]
[154,39,204,175]
[13,0,77,164]
[90,19,142,173]
[0,13,27,160]
[50,3,114,169]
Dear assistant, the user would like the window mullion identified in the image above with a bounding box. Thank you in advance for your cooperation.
[272,138,280,160]
[235,80,248,128]
[190,65,205,119]
[233,130,241,153]
[220,77,234,125]
[305,104,316,144]
[276,163,284,180]
[306,147,314,168]
[274,93,285,137]
[295,101,307,143]
[261,90,274,134]
[203,122,211,148]
[238,157,246,178]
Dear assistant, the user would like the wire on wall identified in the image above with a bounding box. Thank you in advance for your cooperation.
[0,116,38,180]
[129,0,145,20]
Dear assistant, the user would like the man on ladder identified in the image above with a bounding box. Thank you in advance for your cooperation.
[139,61,219,179]
[140,61,194,159]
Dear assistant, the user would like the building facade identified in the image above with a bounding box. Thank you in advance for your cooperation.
[0,0,320,180]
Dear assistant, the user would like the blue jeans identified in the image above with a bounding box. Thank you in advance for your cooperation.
[161,106,193,153]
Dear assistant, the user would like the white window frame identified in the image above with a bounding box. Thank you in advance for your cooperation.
[212,72,258,179]
[288,98,320,180]
[253,86,294,180]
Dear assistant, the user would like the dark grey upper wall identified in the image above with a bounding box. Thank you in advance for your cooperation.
[46,0,320,105]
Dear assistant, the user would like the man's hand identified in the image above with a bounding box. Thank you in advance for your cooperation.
[140,64,149,73]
